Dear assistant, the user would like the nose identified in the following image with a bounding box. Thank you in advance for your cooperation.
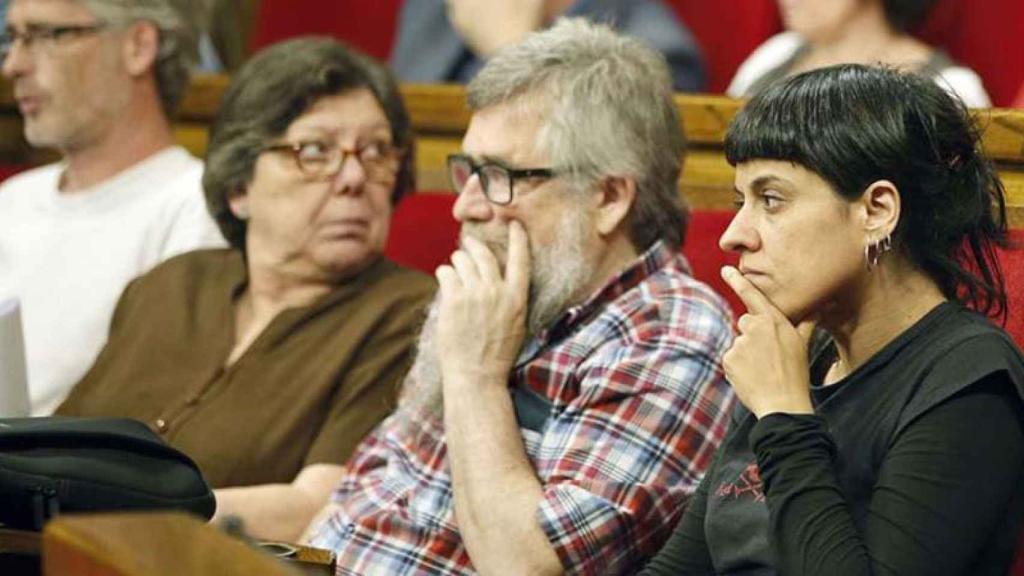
[1,41,32,79]
[330,154,367,196]
[719,206,760,253]
[451,173,494,223]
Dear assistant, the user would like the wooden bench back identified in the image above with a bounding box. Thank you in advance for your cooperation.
[2,77,1021,227]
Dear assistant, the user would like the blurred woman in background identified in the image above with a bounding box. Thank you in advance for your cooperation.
[729,0,991,107]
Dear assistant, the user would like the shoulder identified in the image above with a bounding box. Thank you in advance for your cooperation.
[727,31,804,97]
[928,309,1024,386]
[0,163,61,203]
[142,148,205,200]
[903,306,1024,422]
[933,65,992,108]
[124,248,239,300]
[595,252,734,361]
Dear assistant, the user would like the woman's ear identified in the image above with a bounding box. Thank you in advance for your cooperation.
[594,175,637,237]
[121,21,161,77]
[860,179,901,241]
[227,188,250,221]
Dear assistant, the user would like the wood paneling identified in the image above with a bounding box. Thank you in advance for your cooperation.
[2,76,1022,226]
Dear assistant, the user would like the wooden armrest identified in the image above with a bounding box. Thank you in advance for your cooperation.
[41,512,309,576]
[0,527,42,576]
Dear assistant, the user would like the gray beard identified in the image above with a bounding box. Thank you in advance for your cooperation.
[400,209,595,419]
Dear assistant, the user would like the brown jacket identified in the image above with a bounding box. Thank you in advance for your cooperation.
[58,249,435,488]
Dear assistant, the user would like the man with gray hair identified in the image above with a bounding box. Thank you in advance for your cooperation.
[305,19,734,574]
[0,0,224,415]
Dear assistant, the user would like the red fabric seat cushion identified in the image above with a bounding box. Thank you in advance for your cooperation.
[385,193,459,274]
[250,0,402,60]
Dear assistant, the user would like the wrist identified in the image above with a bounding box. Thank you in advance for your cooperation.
[441,364,511,391]
[753,400,815,419]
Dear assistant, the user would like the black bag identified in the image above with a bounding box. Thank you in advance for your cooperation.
[0,417,216,530]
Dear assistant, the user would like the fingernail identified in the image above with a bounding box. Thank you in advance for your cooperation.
[720,266,735,279]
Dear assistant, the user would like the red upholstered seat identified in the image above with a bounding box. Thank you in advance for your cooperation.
[682,210,742,315]
[250,0,402,60]
[1013,83,1024,110]
[997,230,1024,350]
[917,0,1024,107]
[664,0,781,94]
[385,193,459,274]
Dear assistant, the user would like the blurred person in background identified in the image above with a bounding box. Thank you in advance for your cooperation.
[0,0,224,415]
[392,0,707,92]
[728,0,990,107]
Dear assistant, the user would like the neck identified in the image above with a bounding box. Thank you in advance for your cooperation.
[805,5,905,67]
[821,259,946,381]
[242,247,338,320]
[60,87,174,193]
[578,232,640,303]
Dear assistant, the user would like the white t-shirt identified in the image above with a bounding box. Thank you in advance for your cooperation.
[0,146,227,415]
[727,31,992,108]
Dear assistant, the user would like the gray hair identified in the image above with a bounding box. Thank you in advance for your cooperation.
[82,0,199,118]
[467,18,687,251]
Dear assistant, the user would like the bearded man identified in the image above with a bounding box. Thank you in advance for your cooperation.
[305,18,735,575]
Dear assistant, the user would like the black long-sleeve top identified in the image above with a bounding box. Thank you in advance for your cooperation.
[643,303,1024,575]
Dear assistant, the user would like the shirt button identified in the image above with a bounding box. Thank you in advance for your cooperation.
[185,396,200,407]
[154,418,168,432]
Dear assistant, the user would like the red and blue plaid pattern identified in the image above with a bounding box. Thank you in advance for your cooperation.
[307,242,735,575]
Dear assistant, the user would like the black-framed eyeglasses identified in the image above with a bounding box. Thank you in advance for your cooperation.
[262,140,404,183]
[447,154,558,205]
[0,23,108,57]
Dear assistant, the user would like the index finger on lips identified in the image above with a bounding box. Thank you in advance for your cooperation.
[435,264,462,294]
[721,266,771,315]
[505,221,531,295]
[460,235,501,283]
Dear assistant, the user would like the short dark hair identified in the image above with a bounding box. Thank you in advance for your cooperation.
[725,64,1009,320]
[203,37,414,250]
[882,0,940,32]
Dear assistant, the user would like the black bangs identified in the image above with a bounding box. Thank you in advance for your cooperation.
[725,64,908,200]
[723,63,1009,321]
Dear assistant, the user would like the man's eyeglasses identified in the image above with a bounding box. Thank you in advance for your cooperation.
[447,154,558,205]
[0,23,108,57]
[262,140,404,183]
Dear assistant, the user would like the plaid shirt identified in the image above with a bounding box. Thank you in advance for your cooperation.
[307,241,735,575]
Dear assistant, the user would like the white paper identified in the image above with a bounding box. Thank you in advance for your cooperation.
[0,298,30,417]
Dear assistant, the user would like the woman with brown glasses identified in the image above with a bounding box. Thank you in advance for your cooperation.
[57,38,435,541]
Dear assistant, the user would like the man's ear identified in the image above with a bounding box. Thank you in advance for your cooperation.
[594,175,636,237]
[860,179,901,241]
[227,187,250,221]
[121,21,161,77]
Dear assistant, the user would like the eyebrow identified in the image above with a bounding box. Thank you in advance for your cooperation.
[460,153,515,168]
[744,175,792,192]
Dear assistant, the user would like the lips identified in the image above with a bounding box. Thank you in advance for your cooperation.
[738,265,766,277]
[319,219,369,239]
[15,94,44,116]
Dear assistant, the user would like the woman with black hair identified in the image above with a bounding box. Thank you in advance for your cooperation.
[728,0,990,107]
[644,64,1023,575]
